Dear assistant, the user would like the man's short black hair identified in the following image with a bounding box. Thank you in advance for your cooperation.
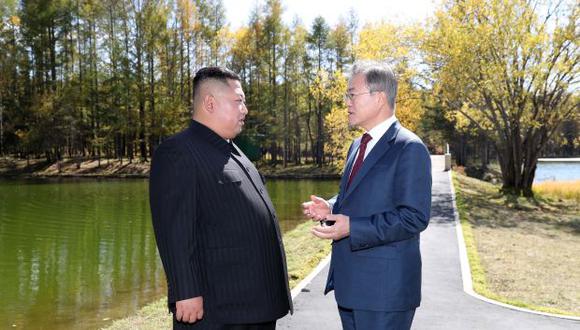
[192,66,241,104]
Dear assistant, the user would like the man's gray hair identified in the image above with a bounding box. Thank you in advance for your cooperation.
[351,60,398,111]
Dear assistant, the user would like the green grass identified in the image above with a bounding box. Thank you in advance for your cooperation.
[453,182,488,294]
[452,171,580,317]
[104,221,331,330]
[283,221,333,288]
[103,299,172,330]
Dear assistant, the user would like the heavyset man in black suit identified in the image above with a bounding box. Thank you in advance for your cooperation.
[150,67,292,329]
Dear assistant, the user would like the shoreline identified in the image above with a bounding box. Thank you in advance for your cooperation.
[0,157,341,180]
[0,172,341,180]
[0,173,150,179]
[538,158,580,162]
[4,156,577,180]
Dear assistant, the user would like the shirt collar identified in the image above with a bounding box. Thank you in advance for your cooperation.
[367,115,397,141]
[189,120,231,155]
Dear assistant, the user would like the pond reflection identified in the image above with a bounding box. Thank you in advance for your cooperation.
[0,178,338,329]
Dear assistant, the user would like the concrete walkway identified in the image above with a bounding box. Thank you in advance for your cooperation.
[277,156,580,329]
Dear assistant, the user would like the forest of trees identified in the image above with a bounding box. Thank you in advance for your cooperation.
[0,0,578,196]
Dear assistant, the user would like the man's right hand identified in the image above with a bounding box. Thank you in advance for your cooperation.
[175,296,204,324]
[302,195,331,220]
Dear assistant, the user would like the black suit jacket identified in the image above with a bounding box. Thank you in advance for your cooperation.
[149,120,292,324]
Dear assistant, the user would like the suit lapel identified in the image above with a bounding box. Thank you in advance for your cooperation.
[333,141,359,212]
[340,122,401,203]
[339,140,360,193]
[230,143,278,217]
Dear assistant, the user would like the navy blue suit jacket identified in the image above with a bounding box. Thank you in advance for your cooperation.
[325,121,432,312]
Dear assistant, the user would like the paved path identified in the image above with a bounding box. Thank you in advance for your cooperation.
[277,156,580,329]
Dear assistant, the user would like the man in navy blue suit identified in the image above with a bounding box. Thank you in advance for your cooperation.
[303,60,432,330]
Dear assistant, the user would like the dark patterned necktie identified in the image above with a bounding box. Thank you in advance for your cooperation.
[229,141,240,156]
[347,133,372,189]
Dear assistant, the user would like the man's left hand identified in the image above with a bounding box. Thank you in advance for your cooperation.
[311,214,350,240]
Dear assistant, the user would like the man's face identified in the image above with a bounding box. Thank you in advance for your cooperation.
[213,79,247,139]
[346,73,381,131]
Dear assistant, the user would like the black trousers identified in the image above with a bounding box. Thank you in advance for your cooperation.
[173,316,276,330]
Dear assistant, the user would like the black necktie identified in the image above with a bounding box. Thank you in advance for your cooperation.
[229,141,240,156]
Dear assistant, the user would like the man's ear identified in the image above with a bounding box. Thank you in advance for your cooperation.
[377,91,388,108]
[203,94,216,113]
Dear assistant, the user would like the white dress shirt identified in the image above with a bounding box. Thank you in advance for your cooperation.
[355,115,397,162]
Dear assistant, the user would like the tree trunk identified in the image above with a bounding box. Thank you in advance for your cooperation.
[316,106,324,166]
[282,63,289,167]
[148,51,156,158]
[306,99,315,164]
[136,14,147,161]
[496,135,539,197]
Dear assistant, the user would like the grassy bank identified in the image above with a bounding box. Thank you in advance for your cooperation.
[0,156,340,179]
[257,163,341,179]
[453,172,580,316]
[104,220,331,330]
[0,156,149,177]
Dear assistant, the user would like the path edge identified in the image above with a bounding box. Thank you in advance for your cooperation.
[290,253,332,300]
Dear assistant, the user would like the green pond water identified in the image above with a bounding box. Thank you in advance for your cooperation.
[0,178,339,329]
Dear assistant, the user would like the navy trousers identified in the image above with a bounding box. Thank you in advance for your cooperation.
[338,305,415,330]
